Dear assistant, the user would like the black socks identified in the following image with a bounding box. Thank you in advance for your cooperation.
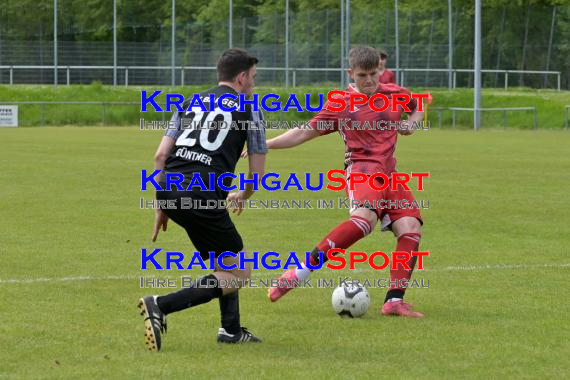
[310,247,328,266]
[219,291,241,334]
[155,273,242,334]
[384,289,405,303]
[157,274,223,314]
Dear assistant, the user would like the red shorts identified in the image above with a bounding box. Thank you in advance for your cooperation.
[345,174,423,231]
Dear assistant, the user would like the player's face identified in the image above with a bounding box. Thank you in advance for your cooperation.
[240,66,257,98]
[349,66,379,97]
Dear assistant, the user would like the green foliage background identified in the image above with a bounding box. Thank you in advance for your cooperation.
[1,1,570,87]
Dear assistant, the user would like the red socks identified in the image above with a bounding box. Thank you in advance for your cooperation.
[390,233,421,291]
[307,215,373,268]
[305,218,422,299]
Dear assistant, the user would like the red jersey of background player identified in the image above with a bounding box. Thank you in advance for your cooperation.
[309,83,417,176]
[379,69,396,84]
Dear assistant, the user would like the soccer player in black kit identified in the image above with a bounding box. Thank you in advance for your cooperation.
[138,49,267,351]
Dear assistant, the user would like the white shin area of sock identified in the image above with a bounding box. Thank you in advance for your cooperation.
[295,264,312,280]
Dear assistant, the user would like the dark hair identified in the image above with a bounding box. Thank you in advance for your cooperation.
[217,48,259,82]
[348,46,380,70]
[378,49,388,60]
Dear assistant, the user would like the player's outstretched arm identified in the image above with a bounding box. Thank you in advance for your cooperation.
[267,128,320,149]
[227,153,266,216]
[399,104,424,136]
[151,136,175,241]
[154,136,175,170]
[242,153,266,200]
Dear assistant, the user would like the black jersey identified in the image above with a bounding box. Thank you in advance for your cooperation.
[161,85,266,197]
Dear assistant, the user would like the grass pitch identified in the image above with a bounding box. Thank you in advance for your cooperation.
[1,127,569,379]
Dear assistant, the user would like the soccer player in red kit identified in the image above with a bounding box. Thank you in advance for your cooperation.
[378,49,396,84]
[266,46,425,317]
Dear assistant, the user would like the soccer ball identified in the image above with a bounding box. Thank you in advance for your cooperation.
[331,283,370,318]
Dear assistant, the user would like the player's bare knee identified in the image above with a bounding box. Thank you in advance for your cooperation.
[241,249,252,279]
[350,208,378,233]
[226,249,250,281]
[214,260,232,273]
[234,261,251,280]
[393,217,422,239]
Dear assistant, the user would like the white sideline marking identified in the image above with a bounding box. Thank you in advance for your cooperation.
[0,263,569,285]
[0,273,276,285]
[0,275,141,284]
[429,263,570,272]
[350,262,570,274]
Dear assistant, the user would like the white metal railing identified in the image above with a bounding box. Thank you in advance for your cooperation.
[0,101,147,126]
[448,107,538,130]
[0,65,562,90]
[398,68,562,91]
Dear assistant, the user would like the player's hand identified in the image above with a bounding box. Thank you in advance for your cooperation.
[152,209,169,242]
[240,150,249,159]
[397,120,414,136]
[226,191,246,216]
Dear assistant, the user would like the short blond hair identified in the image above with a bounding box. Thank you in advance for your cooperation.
[348,46,380,70]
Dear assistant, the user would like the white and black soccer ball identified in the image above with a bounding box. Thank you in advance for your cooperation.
[331,283,370,318]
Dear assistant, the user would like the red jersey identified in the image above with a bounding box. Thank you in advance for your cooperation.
[379,69,396,84]
[309,83,417,176]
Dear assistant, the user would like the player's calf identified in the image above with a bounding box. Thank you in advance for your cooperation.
[214,251,262,343]
[269,213,375,302]
[214,249,251,295]
[384,217,423,306]
[305,212,375,275]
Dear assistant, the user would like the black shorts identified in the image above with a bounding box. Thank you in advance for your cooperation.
[156,189,243,261]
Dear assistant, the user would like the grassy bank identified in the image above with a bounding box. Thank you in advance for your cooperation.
[1,84,569,128]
